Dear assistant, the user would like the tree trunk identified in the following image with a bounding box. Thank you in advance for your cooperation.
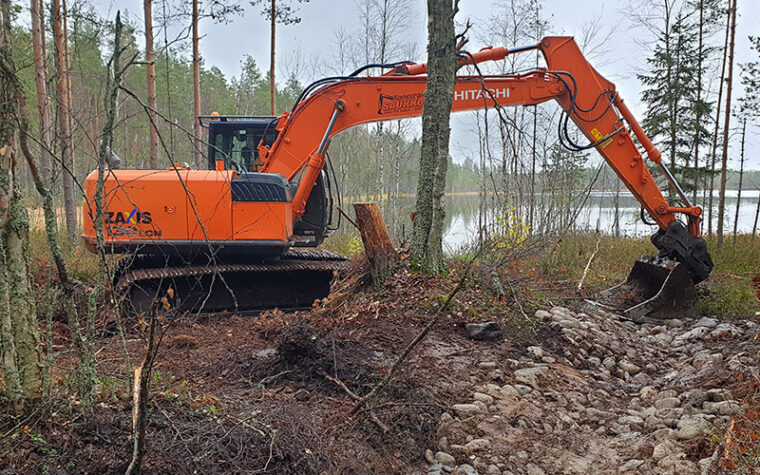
[354,203,398,284]
[161,0,176,158]
[144,0,159,168]
[52,0,77,238]
[270,0,276,114]
[411,0,456,273]
[732,118,745,243]
[717,0,737,248]
[707,5,730,236]
[753,189,759,239]
[30,0,53,188]
[192,0,201,167]
[692,0,704,204]
[0,0,43,412]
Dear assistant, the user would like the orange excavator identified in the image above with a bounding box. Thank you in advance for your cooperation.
[82,36,712,319]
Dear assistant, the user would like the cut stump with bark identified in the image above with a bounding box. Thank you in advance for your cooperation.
[353,203,398,285]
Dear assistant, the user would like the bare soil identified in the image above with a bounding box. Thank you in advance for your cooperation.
[1,258,758,474]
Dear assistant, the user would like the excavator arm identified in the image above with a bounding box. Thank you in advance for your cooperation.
[259,36,712,287]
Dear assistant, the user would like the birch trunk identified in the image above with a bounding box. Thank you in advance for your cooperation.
[717,0,737,247]
[30,0,53,187]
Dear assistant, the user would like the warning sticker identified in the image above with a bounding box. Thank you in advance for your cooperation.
[590,127,613,149]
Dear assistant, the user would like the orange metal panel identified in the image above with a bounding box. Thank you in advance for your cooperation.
[231,202,292,241]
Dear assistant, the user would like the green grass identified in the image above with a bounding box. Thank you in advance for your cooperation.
[28,227,101,282]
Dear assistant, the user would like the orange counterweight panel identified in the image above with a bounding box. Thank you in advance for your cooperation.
[231,201,292,241]
[82,169,294,252]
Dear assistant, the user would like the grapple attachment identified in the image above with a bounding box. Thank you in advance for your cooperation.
[595,255,697,322]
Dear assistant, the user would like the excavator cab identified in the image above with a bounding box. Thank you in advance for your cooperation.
[204,116,279,172]
[201,115,335,247]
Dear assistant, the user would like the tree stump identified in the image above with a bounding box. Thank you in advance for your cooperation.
[353,203,398,285]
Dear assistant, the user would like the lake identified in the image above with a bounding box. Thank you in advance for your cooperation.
[441,190,760,252]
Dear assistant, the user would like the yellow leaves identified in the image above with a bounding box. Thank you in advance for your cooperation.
[491,206,531,250]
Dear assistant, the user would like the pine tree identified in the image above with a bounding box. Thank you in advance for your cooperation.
[638,10,711,198]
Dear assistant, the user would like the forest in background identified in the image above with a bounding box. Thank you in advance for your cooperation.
[6,0,760,245]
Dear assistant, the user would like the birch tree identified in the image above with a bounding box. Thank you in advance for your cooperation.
[716,0,737,247]
[31,0,53,187]
[0,0,43,413]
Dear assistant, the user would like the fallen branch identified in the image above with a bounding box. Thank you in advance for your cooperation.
[337,206,359,230]
[324,374,389,433]
[577,234,601,293]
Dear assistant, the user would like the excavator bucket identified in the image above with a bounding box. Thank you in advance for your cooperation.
[593,255,697,323]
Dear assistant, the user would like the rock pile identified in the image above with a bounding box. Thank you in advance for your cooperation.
[425,306,759,475]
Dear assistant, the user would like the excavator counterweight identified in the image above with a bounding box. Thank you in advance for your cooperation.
[82,36,712,319]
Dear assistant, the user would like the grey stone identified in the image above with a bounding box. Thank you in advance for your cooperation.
[586,407,611,422]
[558,319,581,329]
[658,389,678,399]
[525,464,546,475]
[473,392,495,406]
[677,421,705,440]
[602,356,616,371]
[652,439,681,461]
[618,359,641,375]
[534,310,551,320]
[696,317,718,328]
[514,366,547,389]
[499,384,520,399]
[670,460,700,474]
[436,452,456,466]
[454,463,477,475]
[618,415,644,426]
[713,400,742,415]
[673,327,709,345]
[655,397,681,410]
[698,457,713,472]
[657,452,687,470]
[710,323,741,338]
[463,438,491,453]
[620,459,645,472]
[527,346,544,358]
[514,384,532,395]
[438,437,449,451]
[645,415,664,428]
[466,322,504,341]
[706,388,731,402]
[486,464,501,475]
[452,404,483,417]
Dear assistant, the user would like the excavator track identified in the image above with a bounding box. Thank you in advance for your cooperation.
[114,249,347,315]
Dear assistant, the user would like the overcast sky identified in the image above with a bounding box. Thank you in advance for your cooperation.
[90,0,760,169]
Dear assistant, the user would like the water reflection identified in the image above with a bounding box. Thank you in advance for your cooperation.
[442,190,760,252]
